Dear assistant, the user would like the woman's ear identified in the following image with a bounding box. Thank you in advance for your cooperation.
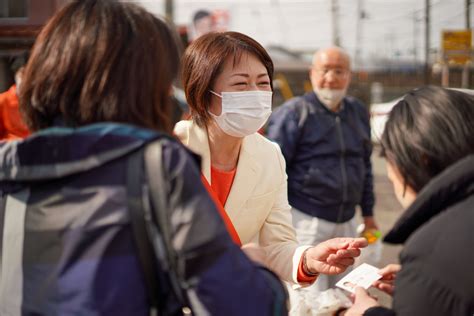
[421,153,431,170]
[386,161,417,208]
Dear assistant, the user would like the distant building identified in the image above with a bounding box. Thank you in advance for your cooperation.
[0,0,69,91]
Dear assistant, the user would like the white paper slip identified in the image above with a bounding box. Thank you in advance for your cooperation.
[335,263,382,294]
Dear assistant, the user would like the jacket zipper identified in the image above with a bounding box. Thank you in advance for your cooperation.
[334,116,348,226]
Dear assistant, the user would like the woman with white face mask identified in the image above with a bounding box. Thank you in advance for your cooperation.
[175,31,367,286]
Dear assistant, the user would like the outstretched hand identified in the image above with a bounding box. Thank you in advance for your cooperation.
[343,287,379,316]
[372,263,401,295]
[305,237,368,275]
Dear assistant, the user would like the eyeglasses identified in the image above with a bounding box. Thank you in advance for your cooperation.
[313,68,349,79]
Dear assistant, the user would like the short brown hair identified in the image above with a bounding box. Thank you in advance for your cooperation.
[20,0,180,134]
[181,31,274,126]
[381,86,474,192]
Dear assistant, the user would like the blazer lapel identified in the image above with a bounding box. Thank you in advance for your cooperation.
[181,122,260,230]
[224,136,260,223]
[183,122,212,182]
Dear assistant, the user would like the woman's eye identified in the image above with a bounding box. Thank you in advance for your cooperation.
[233,82,247,86]
[259,82,270,85]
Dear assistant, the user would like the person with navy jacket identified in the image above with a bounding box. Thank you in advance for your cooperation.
[267,47,378,310]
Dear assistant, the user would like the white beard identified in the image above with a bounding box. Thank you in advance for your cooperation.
[314,87,347,111]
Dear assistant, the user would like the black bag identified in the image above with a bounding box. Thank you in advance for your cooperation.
[127,140,193,316]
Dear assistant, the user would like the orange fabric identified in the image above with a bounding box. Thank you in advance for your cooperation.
[0,85,30,140]
[210,165,236,206]
[296,256,319,283]
[200,174,241,246]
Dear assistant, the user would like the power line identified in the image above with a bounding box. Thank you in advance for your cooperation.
[363,0,442,23]
[433,10,464,25]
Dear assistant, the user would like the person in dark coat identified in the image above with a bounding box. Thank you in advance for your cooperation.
[0,1,290,315]
[342,86,474,316]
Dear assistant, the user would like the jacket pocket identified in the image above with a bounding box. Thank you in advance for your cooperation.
[240,190,277,233]
[244,190,276,214]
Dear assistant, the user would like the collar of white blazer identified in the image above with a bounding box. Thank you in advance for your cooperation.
[174,120,261,213]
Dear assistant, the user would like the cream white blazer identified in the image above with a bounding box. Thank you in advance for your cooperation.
[174,120,310,284]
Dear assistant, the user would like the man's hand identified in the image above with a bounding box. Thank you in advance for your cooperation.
[344,287,379,316]
[372,264,401,295]
[363,216,378,231]
[305,237,368,275]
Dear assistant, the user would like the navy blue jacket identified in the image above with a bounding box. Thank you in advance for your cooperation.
[267,92,374,223]
[0,123,286,316]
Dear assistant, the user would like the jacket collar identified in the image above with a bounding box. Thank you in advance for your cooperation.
[224,136,260,213]
[304,91,346,115]
[180,121,260,215]
[384,155,474,244]
[179,121,213,180]
[0,123,162,183]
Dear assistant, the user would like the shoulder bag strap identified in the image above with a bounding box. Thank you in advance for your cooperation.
[144,140,193,315]
[127,147,161,315]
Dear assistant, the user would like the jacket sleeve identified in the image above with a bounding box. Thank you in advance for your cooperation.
[258,142,312,286]
[358,104,375,217]
[364,306,396,316]
[266,100,301,166]
[161,140,288,315]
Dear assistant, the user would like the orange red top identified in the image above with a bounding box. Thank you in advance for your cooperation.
[0,85,30,140]
[200,168,241,246]
[297,256,318,282]
[210,165,236,207]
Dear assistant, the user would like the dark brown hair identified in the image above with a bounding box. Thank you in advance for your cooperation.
[181,31,274,126]
[20,0,180,133]
[381,86,474,192]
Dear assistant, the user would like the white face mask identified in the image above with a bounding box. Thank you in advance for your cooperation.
[314,87,347,111]
[209,90,272,138]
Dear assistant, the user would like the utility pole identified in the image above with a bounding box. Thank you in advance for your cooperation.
[165,0,174,24]
[355,0,365,69]
[424,0,431,84]
[413,11,419,70]
[462,0,471,88]
[331,0,341,46]
[466,0,471,29]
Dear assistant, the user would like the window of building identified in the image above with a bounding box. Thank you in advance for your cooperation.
[0,0,28,18]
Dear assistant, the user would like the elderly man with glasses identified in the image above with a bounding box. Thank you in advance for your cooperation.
[267,47,378,311]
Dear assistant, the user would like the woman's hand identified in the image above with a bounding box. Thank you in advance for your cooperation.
[372,263,401,295]
[305,237,368,275]
[343,287,379,316]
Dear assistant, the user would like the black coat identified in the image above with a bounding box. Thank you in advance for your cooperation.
[366,155,474,316]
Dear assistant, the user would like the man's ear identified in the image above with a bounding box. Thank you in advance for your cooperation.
[309,67,316,87]
[346,70,352,87]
